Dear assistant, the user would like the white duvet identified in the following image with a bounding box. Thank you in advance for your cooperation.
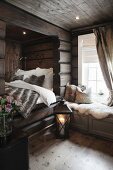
[5,80,56,106]
[66,102,113,119]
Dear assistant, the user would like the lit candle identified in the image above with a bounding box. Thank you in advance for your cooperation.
[59,116,65,125]
[58,115,65,135]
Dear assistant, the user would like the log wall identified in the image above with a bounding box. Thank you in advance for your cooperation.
[22,37,60,95]
[59,40,71,96]
[0,2,71,96]
[5,40,22,82]
[0,20,6,95]
[71,35,78,85]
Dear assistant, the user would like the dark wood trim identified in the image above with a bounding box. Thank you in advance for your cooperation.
[59,50,71,52]
[60,39,71,43]
[22,36,59,46]
[71,21,113,36]
[59,62,71,64]
[23,49,54,54]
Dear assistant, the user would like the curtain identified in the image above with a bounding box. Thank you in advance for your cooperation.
[94,25,113,105]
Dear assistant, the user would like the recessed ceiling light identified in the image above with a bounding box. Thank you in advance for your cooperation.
[76,16,79,20]
[23,31,26,35]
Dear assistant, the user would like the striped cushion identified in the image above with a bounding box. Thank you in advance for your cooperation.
[5,86,39,118]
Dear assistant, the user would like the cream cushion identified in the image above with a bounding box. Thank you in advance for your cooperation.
[75,87,92,104]
[64,83,77,102]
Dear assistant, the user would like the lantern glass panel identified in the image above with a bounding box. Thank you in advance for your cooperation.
[56,113,71,139]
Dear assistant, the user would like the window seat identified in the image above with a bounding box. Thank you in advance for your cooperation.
[69,103,113,141]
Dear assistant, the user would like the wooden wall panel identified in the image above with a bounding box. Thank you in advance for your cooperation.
[59,41,71,51]
[25,59,53,70]
[60,86,66,96]
[0,59,5,77]
[22,37,60,95]
[60,74,71,87]
[59,40,71,96]
[0,39,5,58]
[60,64,71,73]
[0,79,5,94]
[0,20,6,95]
[23,42,53,53]
[5,40,22,81]
[59,51,71,63]
[22,41,54,70]
[71,36,78,85]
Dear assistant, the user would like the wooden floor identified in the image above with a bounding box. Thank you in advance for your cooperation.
[29,130,113,170]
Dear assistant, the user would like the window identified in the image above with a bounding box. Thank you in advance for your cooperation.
[78,33,108,95]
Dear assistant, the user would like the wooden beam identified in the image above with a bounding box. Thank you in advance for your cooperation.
[72,21,113,35]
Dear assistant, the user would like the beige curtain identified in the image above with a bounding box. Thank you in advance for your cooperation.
[94,25,113,105]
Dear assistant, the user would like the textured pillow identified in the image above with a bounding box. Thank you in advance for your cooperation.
[35,67,53,90]
[11,75,24,81]
[75,87,92,104]
[64,83,77,102]
[24,75,45,86]
[5,85,39,118]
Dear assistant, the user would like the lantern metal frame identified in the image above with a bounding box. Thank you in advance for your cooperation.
[54,103,72,139]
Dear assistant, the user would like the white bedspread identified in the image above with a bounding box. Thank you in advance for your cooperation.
[66,102,113,119]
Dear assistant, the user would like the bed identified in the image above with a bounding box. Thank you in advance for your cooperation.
[5,69,58,137]
[5,37,60,137]
[64,84,113,141]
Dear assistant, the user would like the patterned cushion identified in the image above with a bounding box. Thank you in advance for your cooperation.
[24,75,45,86]
[5,86,39,118]
[75,87,92,104]
[64,84,77,102]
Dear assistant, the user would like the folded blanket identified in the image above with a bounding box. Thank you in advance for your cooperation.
[5,85,39,118]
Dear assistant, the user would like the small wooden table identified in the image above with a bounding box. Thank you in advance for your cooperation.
[54,102,72,139]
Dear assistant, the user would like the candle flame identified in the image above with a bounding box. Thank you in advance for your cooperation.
[59,116,65,124]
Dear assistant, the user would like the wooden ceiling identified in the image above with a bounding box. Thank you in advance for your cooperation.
[5,0,113,31]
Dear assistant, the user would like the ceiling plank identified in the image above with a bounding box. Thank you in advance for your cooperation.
[0,2,70,41]
[5,0,113,30]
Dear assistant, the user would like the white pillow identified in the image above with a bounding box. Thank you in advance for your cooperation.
[15,68,53,89]
[32,84,56,106]
[35,67,53,90]
[35,67,53,76]
[15,69,36,79]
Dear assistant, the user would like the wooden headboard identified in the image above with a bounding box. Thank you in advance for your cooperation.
[5,37,60,95]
